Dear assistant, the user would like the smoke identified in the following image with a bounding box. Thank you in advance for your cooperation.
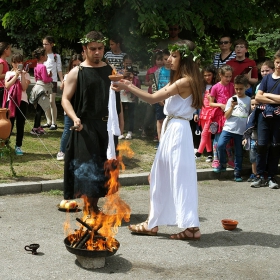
[70,159,106,197]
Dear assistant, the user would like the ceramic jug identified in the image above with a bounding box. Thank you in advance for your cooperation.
[0,108,12,140]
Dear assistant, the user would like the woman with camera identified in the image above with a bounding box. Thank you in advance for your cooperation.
[3,53,31,155]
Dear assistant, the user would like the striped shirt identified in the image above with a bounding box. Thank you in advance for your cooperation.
[212,51,236,69]
[104,51,126,72]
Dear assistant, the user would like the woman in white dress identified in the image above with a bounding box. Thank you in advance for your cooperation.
[112,40,203,240]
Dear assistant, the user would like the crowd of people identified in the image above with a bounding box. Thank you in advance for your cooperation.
[1,27,280,241]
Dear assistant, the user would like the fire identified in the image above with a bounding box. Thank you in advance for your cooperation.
[64,141,134,251]
[112,68,117,75]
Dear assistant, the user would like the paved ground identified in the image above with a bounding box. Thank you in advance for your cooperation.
[0,179,279,280]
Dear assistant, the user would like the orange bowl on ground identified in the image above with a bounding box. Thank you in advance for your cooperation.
[221,219,238,230]
[108,75,124,81]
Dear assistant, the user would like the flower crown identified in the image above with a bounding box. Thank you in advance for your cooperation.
[168,44,201,61]
[78,35,108,45]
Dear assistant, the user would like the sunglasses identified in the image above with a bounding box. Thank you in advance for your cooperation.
[219,41,230,45]
[169,28,179,31]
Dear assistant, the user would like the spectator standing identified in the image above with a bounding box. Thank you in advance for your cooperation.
[254,47,270,65]
[104,36,126,72]
[254,47,271,80]
[42,35,63,130]
[214,75,251,182]
[209,65,235,169]
[157,24,182,50]
[118,54,141,140]
[56,54,83,161]
[0,42,11,106]
[212,36,236,69]
[226,39,258,97]
[153,49,171,149]
[141,50,163,138]
[254,60,274,93]
[194,65,217,161]
[29,48,52,135]
[243,96,259,182]
[3,53,30,155]
[250,50,280,189]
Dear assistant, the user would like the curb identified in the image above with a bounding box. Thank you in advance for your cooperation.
[0,167,253,196]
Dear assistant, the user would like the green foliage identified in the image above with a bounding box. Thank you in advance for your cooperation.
[0,0,279,67]
[246,28,280,60]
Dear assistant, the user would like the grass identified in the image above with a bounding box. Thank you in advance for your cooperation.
[42,189,63,196]
[0,101,251,184]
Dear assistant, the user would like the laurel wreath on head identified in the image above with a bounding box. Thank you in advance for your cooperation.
[168,44,201,61]
[78,35,108,45]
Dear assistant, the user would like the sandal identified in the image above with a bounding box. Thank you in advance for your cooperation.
[128,220,158,236]
[170,227,200,241]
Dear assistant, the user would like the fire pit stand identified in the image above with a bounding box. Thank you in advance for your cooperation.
[75,255,105,269]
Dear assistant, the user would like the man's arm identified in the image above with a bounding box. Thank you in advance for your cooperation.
[61,67,83,130]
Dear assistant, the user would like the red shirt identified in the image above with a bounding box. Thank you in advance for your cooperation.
[226,58,258,82]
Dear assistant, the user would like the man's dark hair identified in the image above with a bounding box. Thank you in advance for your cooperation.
[84,31,104,46]
[234,75,249,86]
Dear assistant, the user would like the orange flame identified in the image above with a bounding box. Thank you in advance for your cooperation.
[64,141,134,251]
[112,68,117,75]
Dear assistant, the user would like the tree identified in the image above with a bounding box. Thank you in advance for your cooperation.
[0,0,279,66]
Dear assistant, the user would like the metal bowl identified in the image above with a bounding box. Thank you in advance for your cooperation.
[64,235,120,258]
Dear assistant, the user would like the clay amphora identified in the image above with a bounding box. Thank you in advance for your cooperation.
[0,108,12,140]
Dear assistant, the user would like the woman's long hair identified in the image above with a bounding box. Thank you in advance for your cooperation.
[169,40,203,109]
[67,54,83,72]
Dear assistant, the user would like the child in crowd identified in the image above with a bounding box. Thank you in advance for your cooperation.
[0,42,11,106]
[57,54,83,161]
[214,75,251,182]
[104,36,126,72]
[42,35,63,130]
[243,96,259,181]
[194,65,217,161]
[29,47,53,135]
[118,54,141,140]
[153,49,171,149]
[209,64,235,169]
[255,60,274,93]
[3,53,31,155]
[141,50,164,138]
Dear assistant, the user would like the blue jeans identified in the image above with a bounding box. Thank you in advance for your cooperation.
[60,115,73,153]
[217,130,243,176]
[256,113,280,177]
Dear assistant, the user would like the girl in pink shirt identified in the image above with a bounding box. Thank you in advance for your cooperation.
[30,48,52,135]
[194,65,217,162]
[209,65,235,168]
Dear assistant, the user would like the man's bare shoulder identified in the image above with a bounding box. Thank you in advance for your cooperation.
[66,66,80,81]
